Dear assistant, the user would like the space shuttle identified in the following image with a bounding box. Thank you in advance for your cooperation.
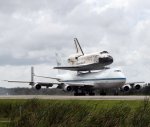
[54,38,113,71]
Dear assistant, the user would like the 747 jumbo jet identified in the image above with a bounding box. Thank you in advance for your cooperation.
[4,66,126,95]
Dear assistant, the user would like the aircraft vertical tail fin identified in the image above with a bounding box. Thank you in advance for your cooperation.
[29,66,35,87]
[74,38,84,55]
[55,53,64,74]
[55,53,62,67]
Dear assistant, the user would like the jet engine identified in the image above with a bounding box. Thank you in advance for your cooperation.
[133,83,147,90]
[122,84,131,92]
[35,84,41,90]
[63,85,72,92]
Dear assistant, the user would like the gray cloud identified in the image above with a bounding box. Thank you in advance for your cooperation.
[0,0,150,87]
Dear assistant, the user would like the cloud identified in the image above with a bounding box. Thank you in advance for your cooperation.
[0,0,150,87]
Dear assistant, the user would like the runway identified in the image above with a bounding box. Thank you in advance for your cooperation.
[0,95,149,100]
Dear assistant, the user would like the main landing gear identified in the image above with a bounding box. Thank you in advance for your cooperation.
[74,88,86,96]
[100,90,106,95]
[74,88,95,96]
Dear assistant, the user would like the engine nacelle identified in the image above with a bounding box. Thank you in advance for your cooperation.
[134,84,142,90]
[63,85,72,92]
[133,83,147,90]
[122,84,131,92]
[35,84,41,90]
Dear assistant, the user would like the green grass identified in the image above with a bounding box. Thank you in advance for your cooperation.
[0,99,142,108]
[0,122,8,127]
[0,99,149,127]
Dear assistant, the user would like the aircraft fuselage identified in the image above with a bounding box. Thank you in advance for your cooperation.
[58,68,126,90]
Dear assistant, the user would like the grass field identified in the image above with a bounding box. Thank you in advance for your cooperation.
[0,99,149,127]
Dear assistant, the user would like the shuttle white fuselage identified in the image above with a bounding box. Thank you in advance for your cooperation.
[68,51,113,66]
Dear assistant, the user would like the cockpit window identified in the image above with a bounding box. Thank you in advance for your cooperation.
[114,70,121,72]
[100,51,108,54]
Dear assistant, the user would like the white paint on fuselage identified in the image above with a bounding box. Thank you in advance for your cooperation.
[56,68,126,89]
[77,54,100,65]
[68,52,111,65]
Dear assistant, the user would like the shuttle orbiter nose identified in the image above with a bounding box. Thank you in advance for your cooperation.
[99,56,113,65]
[108,56,113,63]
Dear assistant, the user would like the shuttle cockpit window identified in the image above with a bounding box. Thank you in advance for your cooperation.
[100,51,108,54]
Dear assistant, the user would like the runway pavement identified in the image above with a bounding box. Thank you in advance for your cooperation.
[0,95,149,100]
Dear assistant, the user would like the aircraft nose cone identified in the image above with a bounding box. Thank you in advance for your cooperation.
[108,56,113,63]
[99,56,113,64]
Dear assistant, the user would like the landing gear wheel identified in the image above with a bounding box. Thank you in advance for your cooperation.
[88,89,95,96]
[81,93,86,96]
[74,92,86,96]
[114,91,118,95]
[74,88,79,96]
[74,93,79,96]
[100,91,106,95]
[89,92,95,96]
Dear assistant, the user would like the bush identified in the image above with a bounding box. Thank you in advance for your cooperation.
[1,98,150,127]
[131,98,150,127]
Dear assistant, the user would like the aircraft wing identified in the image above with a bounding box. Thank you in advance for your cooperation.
[3,79,59,88]
[4,80,59,84]
[63,82,94,87]
[3,79,93,87]
[34,75,61,81]
[3,80,31,83]
[126,82,145,84]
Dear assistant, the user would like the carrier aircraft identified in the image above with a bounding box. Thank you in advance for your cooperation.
[5,67,126,95]
[3,38,147,95]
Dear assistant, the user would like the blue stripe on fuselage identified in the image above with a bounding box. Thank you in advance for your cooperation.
[62,78,126,82]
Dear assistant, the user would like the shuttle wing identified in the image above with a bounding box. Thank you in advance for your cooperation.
[54,64,108,71]
[54,66,80,71]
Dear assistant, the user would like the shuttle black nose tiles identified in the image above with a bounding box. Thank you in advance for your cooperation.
[99,56,113,64]
[108,56,113,63]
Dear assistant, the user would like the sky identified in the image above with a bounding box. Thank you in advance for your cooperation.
[0,0,150,87]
